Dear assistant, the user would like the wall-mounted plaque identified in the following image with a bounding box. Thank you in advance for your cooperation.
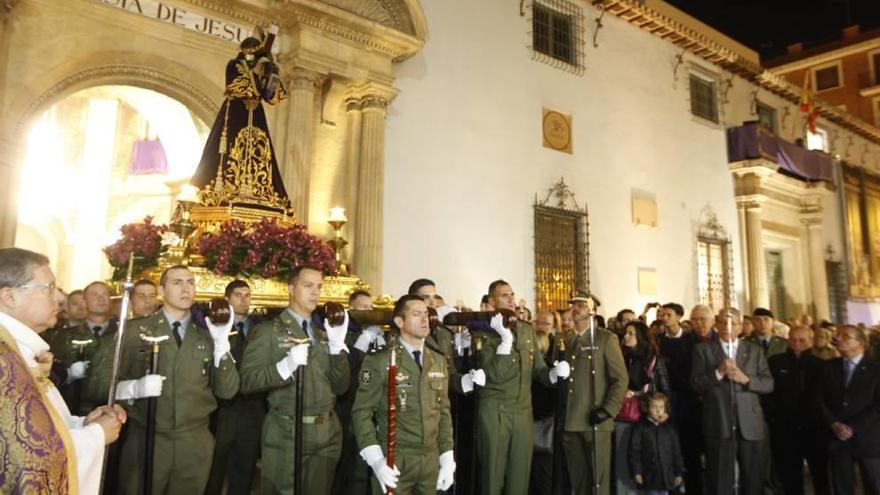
[542,109,572,154]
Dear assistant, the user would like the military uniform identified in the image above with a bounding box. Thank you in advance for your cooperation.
[746,334,788,359]
[89,311,240,495]
[205,316,266,495]
[476,320,553,495]
[52,319,117,414]
[352,338,454,494]
[559,326,628,495]
[240,309,350,495]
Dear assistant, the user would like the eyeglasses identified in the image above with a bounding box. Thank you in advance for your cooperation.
[16,282,57,291]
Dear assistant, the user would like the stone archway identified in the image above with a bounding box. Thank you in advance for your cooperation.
[0,57,224,247]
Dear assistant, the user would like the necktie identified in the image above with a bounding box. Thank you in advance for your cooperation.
[762,338,769,351]
[303,320,315,344]
[172,321,183,347]
[845,360,855,387]
[413,350,422,371]
[92,326,101,339]
[235,321,245,341]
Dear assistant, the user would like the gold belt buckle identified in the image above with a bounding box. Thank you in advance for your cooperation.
[313,414,325,424]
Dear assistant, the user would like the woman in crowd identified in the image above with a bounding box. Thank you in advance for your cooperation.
[614,320,671,495]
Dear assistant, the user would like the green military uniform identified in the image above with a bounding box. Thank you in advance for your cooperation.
[477,320,553,495]
[89,311,240,495]
[240,309,350,495]
[429,323,468,394]
[746,334,788,359]
[205,316,266,495]
[560,326,628,495]
[352,338,454,494]
[52,320,117,414]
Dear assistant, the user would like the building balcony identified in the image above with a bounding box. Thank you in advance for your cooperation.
[726,122,834,183]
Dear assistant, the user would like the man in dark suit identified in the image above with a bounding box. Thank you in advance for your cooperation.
[205,280,265,495]
[818,324,880,495]
[767,326,829,495]
[691,308,774,495]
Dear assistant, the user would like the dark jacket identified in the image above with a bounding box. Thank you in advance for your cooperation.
[818,356,880,457]
[623,349,671,397]
[767,350,823,431]
[628,419,685,490]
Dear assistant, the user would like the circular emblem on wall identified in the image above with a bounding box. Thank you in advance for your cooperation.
[543,110,571,152]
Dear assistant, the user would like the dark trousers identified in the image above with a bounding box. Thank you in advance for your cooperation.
[704,432,762,495]
[204,404,264,495]
[829,448,880,495]
[770,428,829,495]
[678,417,704,495]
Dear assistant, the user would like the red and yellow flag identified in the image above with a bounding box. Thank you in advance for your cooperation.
[800,71,818,133]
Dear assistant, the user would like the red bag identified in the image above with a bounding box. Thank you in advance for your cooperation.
[615,357,656,423]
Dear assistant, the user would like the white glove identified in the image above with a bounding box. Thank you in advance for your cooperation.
[454,329,472,354]
[67,361,89,381]
[491,313,513,355]
[324,311,350,355]
[360,445,399,492]
[549,360,571,384]
[206,316,234,366]
[437,450,456,491]
[461,368,486,393]
[435,304,455,323]
[276,343,310,379]
[115,375,164,400]
[354,325,385,353]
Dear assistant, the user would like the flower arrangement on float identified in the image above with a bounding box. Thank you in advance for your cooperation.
[197,218,336,279]
[103,216,335,281]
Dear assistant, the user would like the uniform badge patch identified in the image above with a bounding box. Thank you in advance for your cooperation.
[360,369,372,385]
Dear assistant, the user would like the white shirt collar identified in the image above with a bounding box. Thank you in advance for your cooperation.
[0,311,50,366]
[665,327,683,339]
[399,337,425,363]
[849,354,864,367]
[720,338,738,358]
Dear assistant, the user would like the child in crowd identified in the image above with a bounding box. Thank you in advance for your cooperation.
[627,391,684,495]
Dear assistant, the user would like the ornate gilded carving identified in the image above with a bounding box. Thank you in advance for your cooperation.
[311,0,414,35]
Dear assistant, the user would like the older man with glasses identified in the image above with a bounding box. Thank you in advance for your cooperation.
[0,247,126,494]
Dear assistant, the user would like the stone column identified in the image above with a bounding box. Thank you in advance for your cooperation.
[282,68,322,223]
[736,203,750,306]
[0,133,21,247]
[352,84,396,291]
[342,94,363,263]
[802,215,830,321]
[742,200,769,311]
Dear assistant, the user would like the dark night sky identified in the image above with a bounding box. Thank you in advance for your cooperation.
[664,0,880,60]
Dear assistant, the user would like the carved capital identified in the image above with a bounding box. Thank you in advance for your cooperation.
[287,67,323,92]
[344,97,362,113]
[345,81,397,111]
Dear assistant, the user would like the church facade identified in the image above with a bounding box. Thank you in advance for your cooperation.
[2,0,879,324]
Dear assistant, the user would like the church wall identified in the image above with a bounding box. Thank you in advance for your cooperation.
[383,0,743,313]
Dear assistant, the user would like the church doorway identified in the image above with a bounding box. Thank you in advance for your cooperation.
[14,85,208,292]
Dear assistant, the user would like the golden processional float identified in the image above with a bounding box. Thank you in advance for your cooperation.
[105,24,390,309]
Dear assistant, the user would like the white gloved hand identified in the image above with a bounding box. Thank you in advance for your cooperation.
[435,304,456,323]
[206,316,235,366]
[67,361,89,381]
[549,360,571,384]
[276,343,310,379]
[436,450,456,491]
[491,313,513,355]
[454,329,472,353]
[360,445,399,492]
[354,325,385,353]
[115,374,164,400]
[460,368,486,394]
[324,311,350,355]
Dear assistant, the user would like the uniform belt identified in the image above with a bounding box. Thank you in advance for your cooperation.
[273,409,333,424]
[302,413,330,424]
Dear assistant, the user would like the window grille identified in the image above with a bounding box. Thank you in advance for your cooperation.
[530,0,585,75]
[689,73,719,123]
